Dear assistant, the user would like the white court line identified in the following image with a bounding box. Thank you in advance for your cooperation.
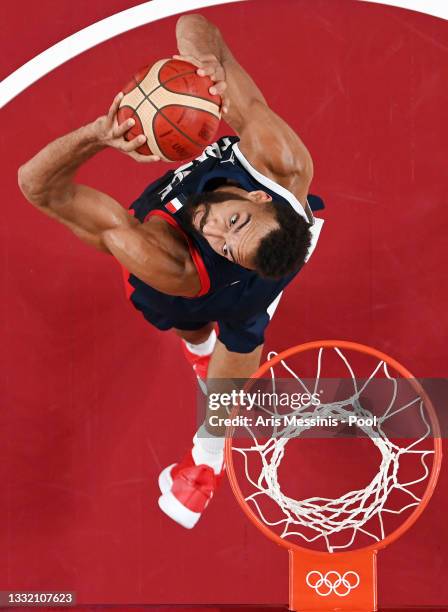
[0,0,244,109]
[359,0,448,21]
[0,0,446,109]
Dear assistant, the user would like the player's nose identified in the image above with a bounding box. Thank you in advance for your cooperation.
[202,219,224,238]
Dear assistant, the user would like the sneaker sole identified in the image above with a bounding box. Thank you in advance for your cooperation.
[157,464,201,529]
[158,464,175,496]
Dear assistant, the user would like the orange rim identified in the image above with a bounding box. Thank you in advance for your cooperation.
[225,339,442,556]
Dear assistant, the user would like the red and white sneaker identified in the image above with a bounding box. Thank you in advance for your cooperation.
[158,451,222,529]
[181,342,212,381]
[181,330,216,393]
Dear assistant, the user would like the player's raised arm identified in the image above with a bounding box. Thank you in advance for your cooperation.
[17,94,200,297]
[17,93,160,251]
[176,14,313,202]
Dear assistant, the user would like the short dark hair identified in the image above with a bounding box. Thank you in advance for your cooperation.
[254,200,312,279]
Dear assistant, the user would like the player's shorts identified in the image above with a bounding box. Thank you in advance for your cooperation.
[120,264,284,354]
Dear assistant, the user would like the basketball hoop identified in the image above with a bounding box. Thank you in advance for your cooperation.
[225,340,442,611]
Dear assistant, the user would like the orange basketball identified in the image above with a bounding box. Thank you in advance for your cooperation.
[117,58,222,162]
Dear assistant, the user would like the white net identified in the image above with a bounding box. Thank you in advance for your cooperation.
[232,346,438,552]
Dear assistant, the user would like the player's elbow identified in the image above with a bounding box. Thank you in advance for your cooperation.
[288,148,313,187]
[176,14,220,45]
[298,153,314,184]
[177,13,210,30]
[18,162,72,209]
[18,163,45,206]
[18,164,30,195]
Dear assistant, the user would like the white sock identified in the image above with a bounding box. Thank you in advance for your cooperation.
[184,329,216,356]
[192,424,224,474]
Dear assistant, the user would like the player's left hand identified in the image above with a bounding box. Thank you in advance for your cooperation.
[173,54,229,115]
[94,92,162,163]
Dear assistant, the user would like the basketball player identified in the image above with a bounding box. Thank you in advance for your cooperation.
[18,14,324,529]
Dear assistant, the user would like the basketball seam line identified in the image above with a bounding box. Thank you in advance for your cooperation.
[158,104,222,150]
[134,82,212,152]
[159,88,221,107]
[156,64,220,108]
[134,70,195,104]
[152,104,206,151]
[119,104,151,152]
[131,69,220,117]
[132,70,197,114]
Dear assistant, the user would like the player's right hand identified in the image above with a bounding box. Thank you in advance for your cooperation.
[94,92,161,163]
[173,54,229,115]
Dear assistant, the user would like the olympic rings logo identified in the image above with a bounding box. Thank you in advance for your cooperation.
[306,570,360,597]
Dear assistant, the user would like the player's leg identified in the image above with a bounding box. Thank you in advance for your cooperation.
[158,340,263,528]
[158,291,284,528]
[192,338,263,468]
[174,324,216,385]
[158,317,266,529]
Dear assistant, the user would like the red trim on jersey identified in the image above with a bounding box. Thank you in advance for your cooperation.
[120,263,134,300]
[145,209,211,298]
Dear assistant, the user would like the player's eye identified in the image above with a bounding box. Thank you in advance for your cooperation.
[230,214,238,226]
[222,243,228,255]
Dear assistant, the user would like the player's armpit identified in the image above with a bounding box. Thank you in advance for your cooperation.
[102,224,202,298]
[235,100,313,182]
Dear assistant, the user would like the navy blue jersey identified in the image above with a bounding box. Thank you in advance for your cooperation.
[125,136,325,353]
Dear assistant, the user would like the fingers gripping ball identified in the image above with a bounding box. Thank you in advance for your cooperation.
[117,59,222,161]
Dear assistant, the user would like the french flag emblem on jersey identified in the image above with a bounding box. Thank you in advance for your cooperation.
[164,198,183,214]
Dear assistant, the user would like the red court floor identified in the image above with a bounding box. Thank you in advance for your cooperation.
[1,0,447,608]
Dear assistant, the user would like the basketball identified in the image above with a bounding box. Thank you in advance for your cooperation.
[117,58,222,161]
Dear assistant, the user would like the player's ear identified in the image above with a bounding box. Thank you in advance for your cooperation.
[248,190,272,203]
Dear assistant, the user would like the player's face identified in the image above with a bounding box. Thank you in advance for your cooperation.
[191,191,278,268]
